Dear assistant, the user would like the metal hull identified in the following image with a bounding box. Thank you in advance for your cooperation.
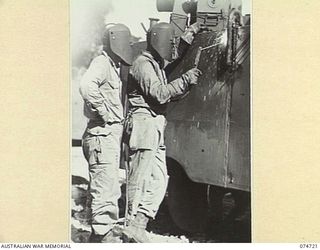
[165,26,250,192]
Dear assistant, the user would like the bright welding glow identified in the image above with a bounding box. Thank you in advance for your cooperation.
[220,29,228,47]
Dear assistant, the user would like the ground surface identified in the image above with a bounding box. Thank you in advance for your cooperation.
[71,174,251,243]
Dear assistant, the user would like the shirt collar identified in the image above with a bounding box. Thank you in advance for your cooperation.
[141,51,154,61]
[142,51,164,69]
[102,51,120,69]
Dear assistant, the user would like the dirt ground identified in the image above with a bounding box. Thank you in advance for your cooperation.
[71,176,251,243]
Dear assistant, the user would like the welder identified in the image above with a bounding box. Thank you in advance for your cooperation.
[79,23,133,243]
[123,22,202,242]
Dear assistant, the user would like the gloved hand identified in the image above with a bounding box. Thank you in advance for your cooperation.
[188,22,201,35]
[188,22,210,34]
[183,68,202,86]
[181,22,208,45]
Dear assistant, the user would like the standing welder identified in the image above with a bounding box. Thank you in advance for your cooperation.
[122,22,202,243]
[79,23,133,243]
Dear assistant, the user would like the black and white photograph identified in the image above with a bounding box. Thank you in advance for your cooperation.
[71,0,251,243]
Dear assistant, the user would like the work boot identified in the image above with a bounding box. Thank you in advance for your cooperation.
[122,212,150,243]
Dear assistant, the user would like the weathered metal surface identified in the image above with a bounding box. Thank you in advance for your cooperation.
[226,24,250,191]
[226,56,250,191]
[165,31,231,187]
[165,23,250,191]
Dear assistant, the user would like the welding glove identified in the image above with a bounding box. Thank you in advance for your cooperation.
[181,22,202,45]
[189,22,201,34]
[183,67,202,86]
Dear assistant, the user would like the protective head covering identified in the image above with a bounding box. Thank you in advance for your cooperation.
[148,22,175,61]
[102,23,133,66]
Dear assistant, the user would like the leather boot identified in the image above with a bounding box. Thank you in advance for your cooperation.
[122,212,150,243]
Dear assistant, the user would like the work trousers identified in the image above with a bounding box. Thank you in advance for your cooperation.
[82,123,123,235]
[126,112,169,219]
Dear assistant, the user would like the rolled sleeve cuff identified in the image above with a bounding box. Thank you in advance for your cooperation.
[168,77,189,98]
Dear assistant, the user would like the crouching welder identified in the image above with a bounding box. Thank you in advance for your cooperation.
[122,22,202,243]
[79,23,133,243]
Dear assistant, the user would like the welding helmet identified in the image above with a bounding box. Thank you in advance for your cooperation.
[102,23,133,66]
[148,22,175,61]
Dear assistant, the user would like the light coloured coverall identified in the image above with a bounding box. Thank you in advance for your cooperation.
[126,51,190,219]
[79,51,123,236]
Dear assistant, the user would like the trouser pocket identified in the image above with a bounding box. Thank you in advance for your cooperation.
[83,132,118,165]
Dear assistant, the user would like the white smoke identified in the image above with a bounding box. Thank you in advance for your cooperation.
[71,0,114,67]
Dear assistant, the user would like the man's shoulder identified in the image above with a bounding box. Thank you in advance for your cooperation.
[90,54,110,67]
[133,52,156,69]
[81,55,110,80]
[134,53,149,63]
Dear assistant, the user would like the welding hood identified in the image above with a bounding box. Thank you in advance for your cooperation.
[102,23,133,66]
[148,22,175,62]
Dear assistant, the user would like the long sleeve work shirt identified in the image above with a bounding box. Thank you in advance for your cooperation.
[79,51,124,130]
[128,51,189,115]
